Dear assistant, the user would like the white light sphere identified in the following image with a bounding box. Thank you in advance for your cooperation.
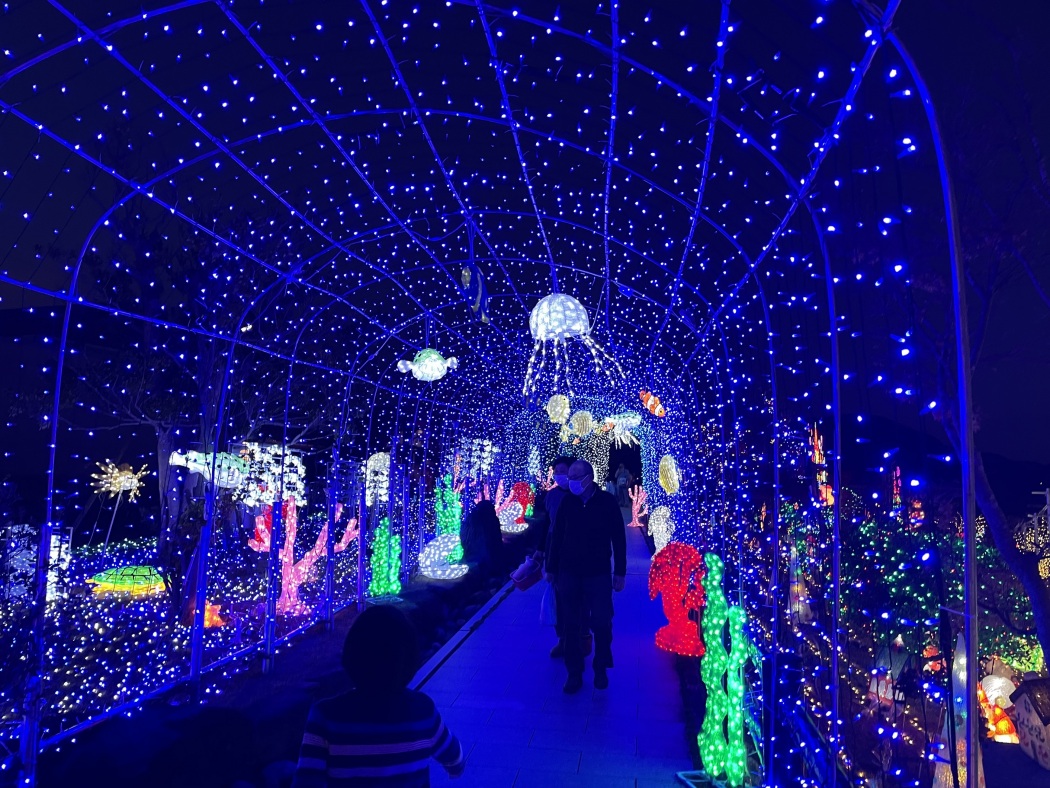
[529,294,591,341]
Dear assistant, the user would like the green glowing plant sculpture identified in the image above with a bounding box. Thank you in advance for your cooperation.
[698,552,752,787]
[435,472,464,563]
[698,553,729,775]
[368,516,401,597]
[725,605,749,786]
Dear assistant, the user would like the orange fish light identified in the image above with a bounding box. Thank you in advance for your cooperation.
[639,390,666,417]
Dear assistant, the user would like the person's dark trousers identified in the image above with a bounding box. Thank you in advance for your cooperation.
[550,584,592,643]
[557,573,613,676]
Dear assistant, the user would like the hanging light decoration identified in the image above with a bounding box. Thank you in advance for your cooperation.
[364,452,392,507]
[523,294,623,398]
[397,348,458,381]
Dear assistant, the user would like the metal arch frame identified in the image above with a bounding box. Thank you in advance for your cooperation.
[5,100,771,353]
[472,0,559,290]
[354,0,530,324]
[6,0,848,316]
[692,0,903,349]
[599,0,621,335]
[887,32,979,788]
[37,1,514,372]
[0,99,477,369]
[212,0,524,352]
[650,0,733,357]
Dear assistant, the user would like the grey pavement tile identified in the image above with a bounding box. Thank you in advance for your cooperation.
[422,525,689,788]
[468,742,583,773]
[513,768,635,787]
[430,764,519,787]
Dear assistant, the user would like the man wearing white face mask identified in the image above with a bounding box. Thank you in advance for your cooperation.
[546,460,627,693]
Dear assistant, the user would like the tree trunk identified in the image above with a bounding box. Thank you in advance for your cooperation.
[197,337,227,451]
[156,426,181,555]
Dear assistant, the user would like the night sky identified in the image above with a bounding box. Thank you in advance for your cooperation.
[1,0,1047,496]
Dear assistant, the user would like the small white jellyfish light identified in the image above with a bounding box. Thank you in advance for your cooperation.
[524,293,623,398]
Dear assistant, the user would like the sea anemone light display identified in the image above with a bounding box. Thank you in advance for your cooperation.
[523,293,623,398]
[649,506,676,554]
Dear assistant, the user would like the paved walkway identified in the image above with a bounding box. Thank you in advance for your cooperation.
[426,525,691,788]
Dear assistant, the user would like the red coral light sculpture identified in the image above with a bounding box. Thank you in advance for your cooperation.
[509,482,534,524]
[648,542,706,657]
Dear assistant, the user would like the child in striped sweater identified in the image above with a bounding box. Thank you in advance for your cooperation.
[292,605,466,787]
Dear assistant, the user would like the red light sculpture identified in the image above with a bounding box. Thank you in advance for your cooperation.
[648,541,706,657]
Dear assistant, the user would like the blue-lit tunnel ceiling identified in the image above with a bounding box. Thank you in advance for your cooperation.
[0,0,943,423]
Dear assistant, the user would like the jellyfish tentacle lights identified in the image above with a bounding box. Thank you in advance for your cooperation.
[524,294,623,397]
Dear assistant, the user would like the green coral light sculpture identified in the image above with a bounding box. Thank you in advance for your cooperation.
[698,553,729,775]
[368,516,402,597]
[435,473,464,563]
[697,552,751,787]
[725,605,749,786]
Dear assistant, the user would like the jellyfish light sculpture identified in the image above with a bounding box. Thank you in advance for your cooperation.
[523,294,623,398]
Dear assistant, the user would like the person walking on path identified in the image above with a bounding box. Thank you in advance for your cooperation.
[532,456,590,658]
[292,605,466,787]
[546,459,627,694]
[614,463,630,506]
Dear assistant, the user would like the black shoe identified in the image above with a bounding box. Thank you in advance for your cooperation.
[563,674,584,694]
[550,641,564,658]
[594,667,609,690]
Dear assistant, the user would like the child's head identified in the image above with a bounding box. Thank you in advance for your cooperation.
[342,605,419,694]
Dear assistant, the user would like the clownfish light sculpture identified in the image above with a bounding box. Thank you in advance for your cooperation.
[639,390,666,417]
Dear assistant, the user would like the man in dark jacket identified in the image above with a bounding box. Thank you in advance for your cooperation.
[532,456,579,657]
[547,459,627,693]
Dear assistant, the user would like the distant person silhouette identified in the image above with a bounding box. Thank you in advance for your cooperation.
[614,463,629,506]
[292,605,465,786]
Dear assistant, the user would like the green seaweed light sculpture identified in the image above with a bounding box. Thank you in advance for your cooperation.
[698,553,729,775]
[368,516,402,597]
[697,552,751,787]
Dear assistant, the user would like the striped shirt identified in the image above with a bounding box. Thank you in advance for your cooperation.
[292,689,465,787]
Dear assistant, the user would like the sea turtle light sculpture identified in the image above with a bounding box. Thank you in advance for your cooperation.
[398,348,458,381]
[88,565,165,597]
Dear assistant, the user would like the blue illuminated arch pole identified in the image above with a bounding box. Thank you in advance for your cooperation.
[887,32,979,782]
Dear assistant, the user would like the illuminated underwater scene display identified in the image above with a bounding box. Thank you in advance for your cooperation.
[0,0,1047,785]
